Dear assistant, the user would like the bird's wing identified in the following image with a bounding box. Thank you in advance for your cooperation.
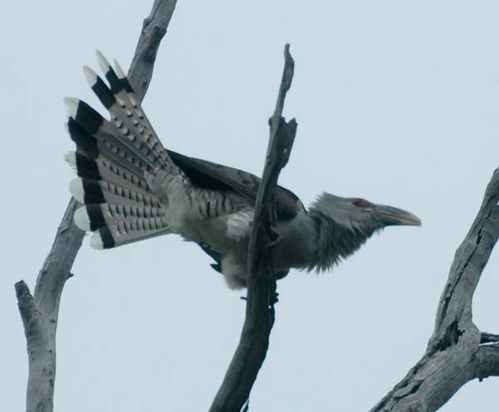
[167,150,300,221]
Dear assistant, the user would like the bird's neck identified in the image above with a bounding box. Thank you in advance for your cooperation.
[309,210,378,272]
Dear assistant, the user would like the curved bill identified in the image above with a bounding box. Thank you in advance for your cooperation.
[374,205,422,227]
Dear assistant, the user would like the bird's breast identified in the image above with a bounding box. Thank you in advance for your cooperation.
[273,211,317,271]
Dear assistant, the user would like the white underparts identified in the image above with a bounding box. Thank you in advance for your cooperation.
[225,211,253,240]
[221,255,247,289]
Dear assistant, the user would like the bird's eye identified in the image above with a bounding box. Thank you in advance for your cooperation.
[353,198,374,209]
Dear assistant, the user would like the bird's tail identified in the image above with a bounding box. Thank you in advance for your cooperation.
[65,52,174,249]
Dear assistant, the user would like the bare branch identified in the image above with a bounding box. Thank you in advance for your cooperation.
[19,199,82,412]
[209,45,297,412]
[371,168,499,412]
[128,0,177,100]
[16,282,39,340]
[16,2,177,411]
[429,168,499,349]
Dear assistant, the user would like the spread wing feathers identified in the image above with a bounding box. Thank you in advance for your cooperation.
[64,52,182,249]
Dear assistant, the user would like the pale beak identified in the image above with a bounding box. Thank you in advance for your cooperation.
[374,205,422,227]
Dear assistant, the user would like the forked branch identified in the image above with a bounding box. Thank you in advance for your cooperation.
[15,2,177,411]
[371,168,499,411]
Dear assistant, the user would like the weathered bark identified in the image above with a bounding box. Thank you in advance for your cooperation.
[371,168,499,412]
[209,44,297,412]
[129,0,177,100]
[15,1,177,411]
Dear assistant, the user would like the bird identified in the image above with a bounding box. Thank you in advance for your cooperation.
[65,52,421,289]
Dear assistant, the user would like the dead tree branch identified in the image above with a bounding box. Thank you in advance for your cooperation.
[129,0,177,100]
[15,1,177,411]
[209,44,297,412]
[371,167,499,412]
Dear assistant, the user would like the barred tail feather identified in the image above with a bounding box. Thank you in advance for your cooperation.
[74,203,166,231]
[65,100,155,177]
[66,151,150,194]
[91,221,171,249]
[69,177,160,208]
[90,51,175,170]
[64,52,183,249]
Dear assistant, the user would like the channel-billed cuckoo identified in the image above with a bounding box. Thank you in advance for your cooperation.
[65,52,421,289]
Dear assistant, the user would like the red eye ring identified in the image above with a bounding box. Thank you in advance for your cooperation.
[353,198,374,209]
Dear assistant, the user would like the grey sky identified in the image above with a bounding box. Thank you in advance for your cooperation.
[2,0,499,410]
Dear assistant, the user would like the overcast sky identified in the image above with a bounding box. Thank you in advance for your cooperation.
[2,1,499,411]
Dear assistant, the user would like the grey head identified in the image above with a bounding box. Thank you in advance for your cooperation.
[308,193,421,272]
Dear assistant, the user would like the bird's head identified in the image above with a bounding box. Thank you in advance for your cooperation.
[308,192,421,271]
[311,192,421,230]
